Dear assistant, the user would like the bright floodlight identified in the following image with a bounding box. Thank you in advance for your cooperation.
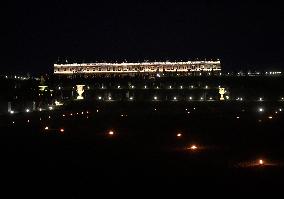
[26,109,30,113]
[189,145,197,150]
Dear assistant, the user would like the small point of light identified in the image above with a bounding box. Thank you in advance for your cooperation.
[154,96,157,100]
[62,114,65,117]
[96,109,99,112]
[60,128,64,133]
[189,97,192,100]
[129,97,133,100]
[131,85,134,88]
[173,96,177,100]
[268,116,273,119]
[81,111,84,115]
[169,85,172,89]
[259,159,264,165]
[117,85,120,88]
[12,121,15,124]
[108,97,112,100]
[49,106,53,110]
[39,108,42,111]
[193,107,196,110]
[70,113,73,116]
[26,109,30,113]
[27,120,30,123]
[144,85,147,89]
[98,96,102,100]
[205,85,208,89]
[236,116,240,119]
[154,108,157,111]
[258,108,264,112]
[180,86,183,89]
[10,110,14,114]
[279,108,282,112]
[45,126,49,130]
[108,130,114,135]
[177,133,182,137]
[86,111,89,114]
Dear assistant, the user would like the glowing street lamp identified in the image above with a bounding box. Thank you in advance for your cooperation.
[259,159,264,165]
[108,130,114,135]
[98,96,102,100]
[60,128,65,133]
[154,96,158,100]
[177,133,182,137]
[189,96,192,100]
[44,126,49,130]
[258,107,264,112]
[26,109,30,113]
[173,96,177,100]
[10,110,14,114]
[129,97,133,100]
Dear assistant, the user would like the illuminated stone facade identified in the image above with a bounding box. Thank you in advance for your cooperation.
[54,60,221,75]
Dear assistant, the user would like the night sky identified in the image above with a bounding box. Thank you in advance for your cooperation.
[1,1,284,73]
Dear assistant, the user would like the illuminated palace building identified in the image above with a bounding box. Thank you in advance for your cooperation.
[54,60,221,76]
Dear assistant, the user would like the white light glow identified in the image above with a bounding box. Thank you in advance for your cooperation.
[129,97,133,100]
[98,96,102,100]
[26,109,30,113]
[45,126,49,130]
[154,96,157,100]
[258,108,264,112]
[10,110,14,114]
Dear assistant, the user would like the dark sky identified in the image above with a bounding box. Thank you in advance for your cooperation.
[1,1,284,73]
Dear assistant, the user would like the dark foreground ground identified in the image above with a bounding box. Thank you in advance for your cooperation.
[1,101,284,196]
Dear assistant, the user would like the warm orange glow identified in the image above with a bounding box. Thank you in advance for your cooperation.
[189,145,197,150]
[177,133,182,137]
[60,128,64,133]
[259,159,264,165]
[108,130,114,135]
